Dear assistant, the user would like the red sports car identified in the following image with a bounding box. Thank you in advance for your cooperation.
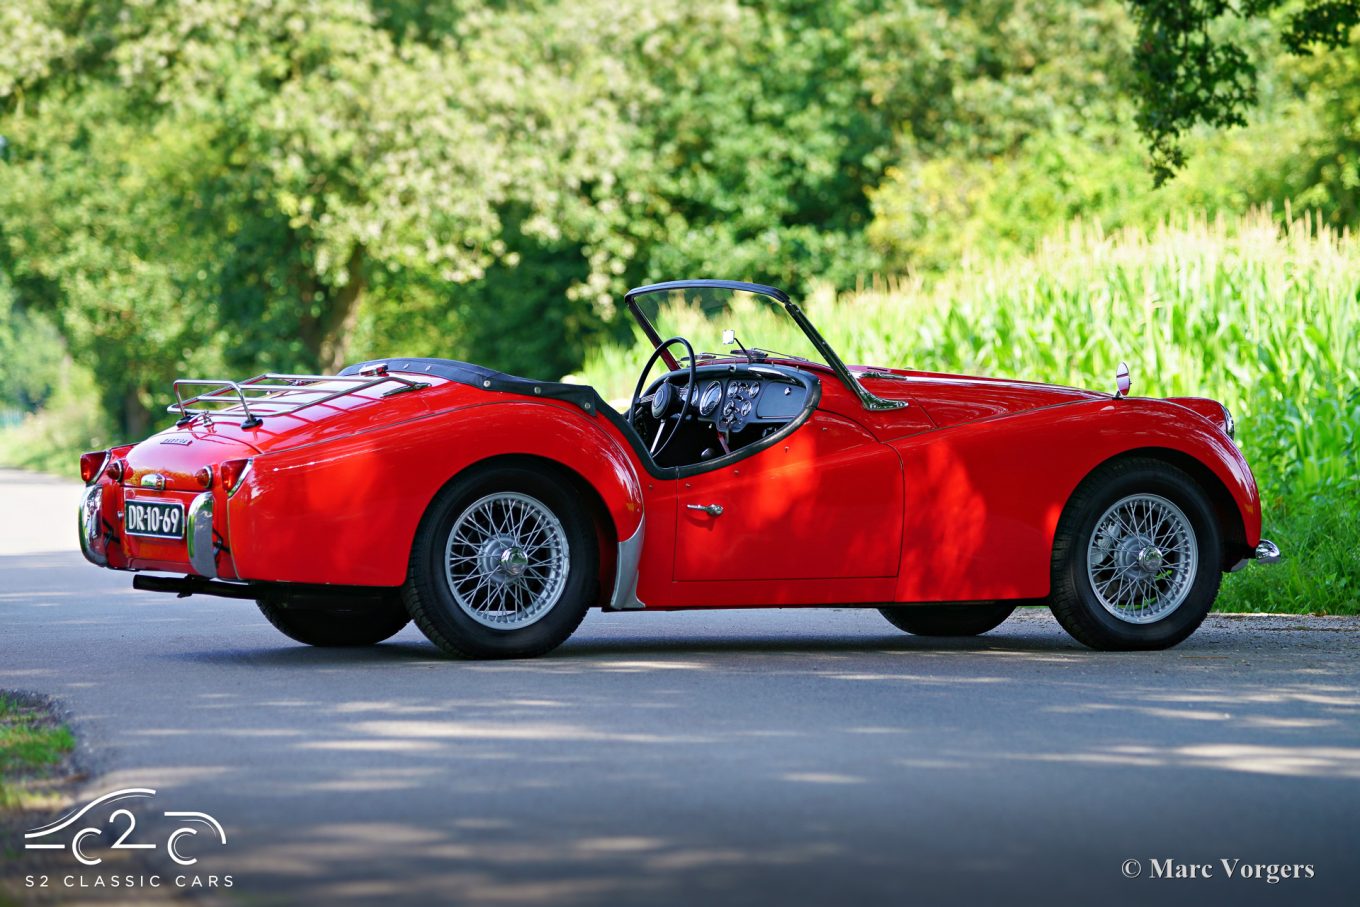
[78,279,1279,656]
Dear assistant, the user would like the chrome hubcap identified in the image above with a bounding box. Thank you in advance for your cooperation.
[498,546,529,578]
[444,492,569,629]
[1086,493,1198,624]
[1136,545,1164,572]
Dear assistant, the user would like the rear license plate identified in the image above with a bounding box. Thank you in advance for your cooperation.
[125,500,186,540]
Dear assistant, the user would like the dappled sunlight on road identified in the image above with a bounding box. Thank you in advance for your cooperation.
[780,772,866,784]
[343,719,717,745]
[3,540,1358,905]
[1017,743,1360,779]
[212,816,855,906]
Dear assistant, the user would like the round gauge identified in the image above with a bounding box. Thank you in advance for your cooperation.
[699,381,723,417]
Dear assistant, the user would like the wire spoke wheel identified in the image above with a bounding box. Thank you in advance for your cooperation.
[1085,493,1198,625]
[443,492,570,630]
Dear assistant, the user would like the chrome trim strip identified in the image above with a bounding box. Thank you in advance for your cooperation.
[78,485,107,566]
[607,516,646,611]
[85,451,109,487]
[228,459,254,499]
[186,492,218,578]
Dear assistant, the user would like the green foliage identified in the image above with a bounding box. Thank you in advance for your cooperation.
[1125,0,1358,183]
[0,0,657,428]
[1218,477,1360,612]
[0,278,65,415]
[4,0,1358,435]
[0,381,107,478]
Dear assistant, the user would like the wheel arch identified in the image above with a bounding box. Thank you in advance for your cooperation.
[429,453,622,606]
[1073,446,1249,569]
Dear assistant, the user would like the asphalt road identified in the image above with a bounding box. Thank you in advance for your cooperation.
[2,469,1357,906]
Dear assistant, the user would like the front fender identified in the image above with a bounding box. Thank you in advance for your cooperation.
[226,399,645,586]
[893,397,1262,602]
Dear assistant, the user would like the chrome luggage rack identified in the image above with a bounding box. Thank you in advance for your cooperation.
[168,365,427,429]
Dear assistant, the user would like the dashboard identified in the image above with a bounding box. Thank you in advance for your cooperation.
[632,362,820,469]
[656,364,815,434]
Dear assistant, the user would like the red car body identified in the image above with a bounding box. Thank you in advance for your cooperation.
[78,352,1263,615]
[79,278,1281,655]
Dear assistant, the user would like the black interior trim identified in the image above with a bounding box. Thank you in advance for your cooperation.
[342,357,821,481]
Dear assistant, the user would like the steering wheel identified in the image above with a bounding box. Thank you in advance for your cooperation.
[630,336,698,458]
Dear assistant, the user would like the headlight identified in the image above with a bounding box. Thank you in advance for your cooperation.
[1222,404,1236,440]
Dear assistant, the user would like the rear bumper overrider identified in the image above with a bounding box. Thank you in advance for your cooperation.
[1229,538,1282,572]
[186,491,217,578]
[78,484,107,566]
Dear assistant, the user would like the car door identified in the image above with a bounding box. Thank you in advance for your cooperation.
[672,410,903,582]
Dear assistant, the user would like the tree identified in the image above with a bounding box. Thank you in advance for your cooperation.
[0,0,641,429]
[1126,0,1359,183]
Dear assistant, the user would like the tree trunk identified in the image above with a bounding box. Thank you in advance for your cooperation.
[123,384,150,438]
[300,248,366,374]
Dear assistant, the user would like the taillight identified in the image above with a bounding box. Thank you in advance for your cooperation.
[220,458,251,495]
[195,465,214,489]
[80,450,109,484]
[106,458,126,482]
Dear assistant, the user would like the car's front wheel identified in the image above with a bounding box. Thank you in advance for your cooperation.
[1049,457,1222,650]
[403,464,598,659]
[878,603,1016,637]
[256,596,410,647]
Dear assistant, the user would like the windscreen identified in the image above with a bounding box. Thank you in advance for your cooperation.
[627,285,827,367]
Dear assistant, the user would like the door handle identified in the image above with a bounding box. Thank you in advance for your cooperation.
[686,503,724,517]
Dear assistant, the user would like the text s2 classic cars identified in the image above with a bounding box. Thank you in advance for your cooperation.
[78,280,1279,657]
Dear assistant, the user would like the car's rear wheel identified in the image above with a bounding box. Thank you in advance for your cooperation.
[403,464,598,659]
[878,603,1016,637]
[1049,457,1222,650]
[256,596,410,647]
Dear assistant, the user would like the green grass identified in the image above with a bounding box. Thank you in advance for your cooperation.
[0,695,75,811]
[578,210,1360,614]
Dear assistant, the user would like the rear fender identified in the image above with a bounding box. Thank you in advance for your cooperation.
[226,400,645,587]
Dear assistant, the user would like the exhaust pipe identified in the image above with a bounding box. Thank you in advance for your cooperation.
[131,574,401,610]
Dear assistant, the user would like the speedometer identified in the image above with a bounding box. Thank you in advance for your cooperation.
[699,381,723,417]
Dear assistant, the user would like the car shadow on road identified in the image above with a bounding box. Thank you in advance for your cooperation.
[156,628,1180,671]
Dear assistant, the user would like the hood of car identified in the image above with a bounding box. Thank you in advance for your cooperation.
[855,368,1106,429]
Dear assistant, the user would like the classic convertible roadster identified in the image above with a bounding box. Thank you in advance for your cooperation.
[78,279,1278,656]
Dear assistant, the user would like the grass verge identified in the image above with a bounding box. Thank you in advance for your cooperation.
[0,694,74,813]
[0,693,79,905]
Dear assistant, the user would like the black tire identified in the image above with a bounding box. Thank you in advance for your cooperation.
[878,603,1016,637]
[402,464,598,659]
[1049,457,1222,651]
[257,596,410,647]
